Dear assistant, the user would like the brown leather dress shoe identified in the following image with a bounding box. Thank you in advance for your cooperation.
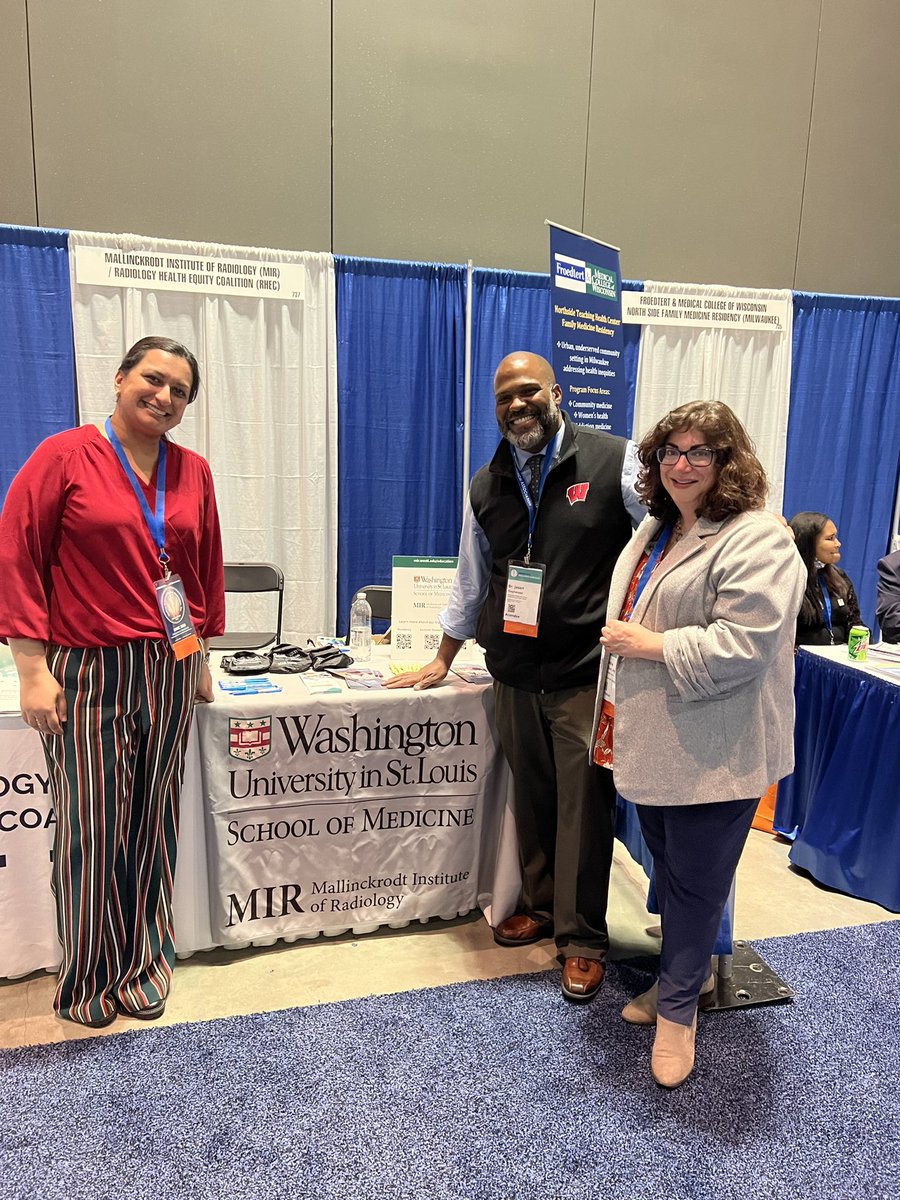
[493,912,553,946]
[561,956,605,1003]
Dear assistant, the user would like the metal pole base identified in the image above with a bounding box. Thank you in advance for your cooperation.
[706,940,793,1011]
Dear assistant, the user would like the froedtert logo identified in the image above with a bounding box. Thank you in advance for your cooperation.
[554,254,586,289]
[554,253,617,301]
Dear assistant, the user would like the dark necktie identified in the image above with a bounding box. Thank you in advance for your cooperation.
[526,454,543,504]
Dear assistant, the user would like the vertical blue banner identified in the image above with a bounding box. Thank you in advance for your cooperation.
[547,222,626,436]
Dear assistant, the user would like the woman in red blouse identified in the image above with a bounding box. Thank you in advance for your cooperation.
[0,336,225,1028]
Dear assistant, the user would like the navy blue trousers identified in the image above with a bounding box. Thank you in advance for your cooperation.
[637,797,758,1025]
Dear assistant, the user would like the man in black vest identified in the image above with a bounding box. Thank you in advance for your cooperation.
[387,351,642,1002]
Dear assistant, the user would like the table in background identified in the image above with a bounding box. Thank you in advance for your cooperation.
[775,645,900,913]
[0,658,519,979]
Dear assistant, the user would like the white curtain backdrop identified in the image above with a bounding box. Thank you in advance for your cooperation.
[632,281,793,514]
[68,230,338,644]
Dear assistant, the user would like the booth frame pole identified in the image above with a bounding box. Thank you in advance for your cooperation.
[462,259,473,523]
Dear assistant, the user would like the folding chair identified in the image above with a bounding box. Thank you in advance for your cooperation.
[209,562,284,651]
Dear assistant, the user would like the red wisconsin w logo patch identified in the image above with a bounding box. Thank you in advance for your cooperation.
[567,482,590,505]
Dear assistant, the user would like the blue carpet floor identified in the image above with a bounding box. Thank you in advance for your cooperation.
[2,922,899,1200]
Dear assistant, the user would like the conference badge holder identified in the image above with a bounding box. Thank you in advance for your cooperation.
[104,417,200,662]
[154,573,201,661]
[502,560,545,638]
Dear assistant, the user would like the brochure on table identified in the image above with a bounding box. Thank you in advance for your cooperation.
[390,556,458,661]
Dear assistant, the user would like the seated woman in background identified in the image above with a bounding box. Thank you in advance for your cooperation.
[788,511,861,645]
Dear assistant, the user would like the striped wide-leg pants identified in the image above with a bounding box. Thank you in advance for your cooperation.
[41,640,201,1025]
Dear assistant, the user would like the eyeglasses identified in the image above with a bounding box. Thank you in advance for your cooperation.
[656,445,716,467]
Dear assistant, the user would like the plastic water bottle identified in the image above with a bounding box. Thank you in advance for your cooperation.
[349,592,373,659]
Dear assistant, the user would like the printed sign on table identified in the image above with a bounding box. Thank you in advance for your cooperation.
[390,556,458,661]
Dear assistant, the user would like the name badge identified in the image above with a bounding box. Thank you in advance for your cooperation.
[602,654,618,704]
[154,574,201,660]
[502,560,545,638]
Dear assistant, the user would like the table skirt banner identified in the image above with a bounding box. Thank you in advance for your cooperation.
[0,719,210,979]
[776,649,900,912]
[0,719,59,978]
[196,678,516,944]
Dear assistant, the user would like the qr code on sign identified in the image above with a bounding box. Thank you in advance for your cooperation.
[424,632,440,651]
[395,631,412,651]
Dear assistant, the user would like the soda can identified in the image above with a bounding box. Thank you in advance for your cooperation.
[847,625,870,662]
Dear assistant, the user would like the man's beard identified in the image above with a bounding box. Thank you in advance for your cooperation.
[501,404,561,451]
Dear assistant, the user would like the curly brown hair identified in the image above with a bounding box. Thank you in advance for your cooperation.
[635,400,768,522]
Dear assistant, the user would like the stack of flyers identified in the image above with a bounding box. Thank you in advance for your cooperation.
[869,643,900,662]
[866,643,900,678]
[218,676,282,696]
[299,672,342,695]
[451,663,493,684]
[331,667,387,690]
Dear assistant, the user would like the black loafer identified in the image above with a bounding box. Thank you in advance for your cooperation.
[62,1008,117,1029]
[116,998,166,1021]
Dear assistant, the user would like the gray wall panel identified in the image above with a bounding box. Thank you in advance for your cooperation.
[27,0,331,251]
[3,1,900,297]
[0,0,37,225]
[333,0,594,270]
[585,0,820,287]
[795,0,900,295]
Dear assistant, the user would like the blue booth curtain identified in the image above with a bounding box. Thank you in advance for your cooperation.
[0,226,76,504]
[784,293,900,632]
[335,257,467,632]
[470,271,644,477]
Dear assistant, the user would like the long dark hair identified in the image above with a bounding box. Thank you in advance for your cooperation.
[788,510,852,625]
[117,336,201,403]
[635,400,768,523]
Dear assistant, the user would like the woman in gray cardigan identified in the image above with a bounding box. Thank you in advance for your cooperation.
[594,400,804,1088]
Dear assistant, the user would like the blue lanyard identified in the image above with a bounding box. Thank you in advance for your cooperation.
[105,417,169,568]
[630,523,675,613]
[512,430,560,561]
[817,572,833,638]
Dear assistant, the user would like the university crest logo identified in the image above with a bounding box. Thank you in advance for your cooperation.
[229,717,272,761]
[567,482,590,505]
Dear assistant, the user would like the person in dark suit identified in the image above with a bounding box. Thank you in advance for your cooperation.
[875,549,900,643]
[788,511,861,645]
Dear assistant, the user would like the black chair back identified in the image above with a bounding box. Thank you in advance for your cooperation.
[210,562,284,651]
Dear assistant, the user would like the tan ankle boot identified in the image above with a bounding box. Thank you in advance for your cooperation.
[651,1013,697,1088]
[621,972,715,1026]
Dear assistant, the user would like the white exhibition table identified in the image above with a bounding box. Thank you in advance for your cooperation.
[0,654,520,980]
